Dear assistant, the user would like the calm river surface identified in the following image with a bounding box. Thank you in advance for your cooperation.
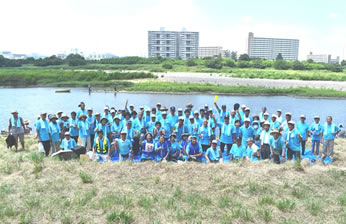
[0,87,345,130]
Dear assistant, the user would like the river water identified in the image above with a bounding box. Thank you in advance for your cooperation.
[0,87,345,130]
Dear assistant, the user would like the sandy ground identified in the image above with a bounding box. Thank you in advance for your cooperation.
[156,72,346,91]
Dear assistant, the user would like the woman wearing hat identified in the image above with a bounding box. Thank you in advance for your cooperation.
[285,121,302,161]
[36,112,50,156]
[111,116,123,140]
[49,114,61,154]
[140,132,155,161]
[297,115,309,155]
[59,114,70,140]
[8,110,25,151]
[269,129,286,164]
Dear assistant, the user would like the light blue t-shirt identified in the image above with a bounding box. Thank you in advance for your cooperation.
[240,126,255,147]
[199,126,212,145]
[205,147,220,161]
[297,121,309,140]
[117,139,132,155]
[322,123,340,140]
[49,122,60,142]
[218,122,234,144]
[286,129,301,152]
[36,120,50,141]
[78,120,90,138]
[230,144,246,159]
[309,122,323,141]
[60,138,77,150]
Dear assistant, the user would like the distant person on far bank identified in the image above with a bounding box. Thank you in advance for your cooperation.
[321,116,340,159]
[8,110,25,151]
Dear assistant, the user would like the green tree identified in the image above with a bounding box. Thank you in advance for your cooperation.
[186,58,197,66]
[276,53,283,60]
[238,54,250,61]
[66,54,86,66]
[274,60,290,70]
[238,61,250,68]
[224,59,236,67]
[205,56,223,69]
[162,63,173,69]
[307,59,314,63]
[231,51,238,61]
[223,49,231,58]
[341,60,346,66]
[252,59,265,69]
[327,64,343,72]
[292,60,305,70]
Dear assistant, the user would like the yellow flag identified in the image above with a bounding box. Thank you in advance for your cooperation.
[214,95,219,103]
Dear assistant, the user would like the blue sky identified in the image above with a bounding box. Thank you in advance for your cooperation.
[0,0,345,60]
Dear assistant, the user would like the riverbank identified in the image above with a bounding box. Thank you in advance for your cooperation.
[0,135,345,223]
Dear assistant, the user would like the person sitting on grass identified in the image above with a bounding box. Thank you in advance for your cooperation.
[205,140,222,164]
[166,133,182,162]
[269,129,286,164]
[285,121,302,161]
[230,138,246,161]
[186,136,203,162]
[91,130,110,162]
[60,132,76,151]
[245,138,259,161]
[140,133,155,161]
[155,135,169,162]
[114,131,133,161]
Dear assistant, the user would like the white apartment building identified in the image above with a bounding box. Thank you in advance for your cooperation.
[198,47,223,58]
[307,52,340,64]
[248,32,299,61]
[148,30,199,59]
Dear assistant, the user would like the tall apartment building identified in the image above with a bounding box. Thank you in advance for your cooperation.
[148,30,199,59]
[307,52,340,64]
[248,32,299,61]
[198,46,223,58]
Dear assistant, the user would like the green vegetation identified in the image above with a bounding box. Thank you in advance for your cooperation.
[79,171,93,184]
[0,136,345,223]
[0,68,155,86]
[125,81,346,98]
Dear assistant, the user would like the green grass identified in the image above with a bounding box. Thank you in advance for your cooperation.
[79,171,93,183]
[106,210,134,224]
[276,199,296,211]
[125,81,346,98]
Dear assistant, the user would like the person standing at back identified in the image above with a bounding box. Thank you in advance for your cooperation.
[296,115,309,155]
[259,121,271,159]
[309,116,323,155]
[321,116,340,159]
[36,112,51,156]
[8,110,25,151]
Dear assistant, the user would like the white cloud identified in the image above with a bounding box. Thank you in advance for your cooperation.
[329,13,338,18]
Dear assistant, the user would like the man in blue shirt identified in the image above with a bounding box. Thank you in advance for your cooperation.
[230,138,246,161]
[186,136,203,162]
[309,116,323,155]
[205,140,222,163]
[297,115,309,155]
[78,114,91,151]
[60,132,77,151]
[199,119,213,152]
[77,102,87,119]
[114,131,133,161]
[269,129,286,164]
[36,112,51,156]
[87,108,96,148]
[321,116,340,159]
[285,121,302,161]
[217,115,235,155]
[240,118,255,148]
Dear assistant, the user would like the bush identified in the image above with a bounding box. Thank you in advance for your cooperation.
[224,59,236,67]
[274,60,290,70]
[238,61,250,68]
[327,64,343,72]
[162,63,173,69]
[292,61,305,70]
[186,58,197,66]
[252,60,266,69]
[205,57,223,69]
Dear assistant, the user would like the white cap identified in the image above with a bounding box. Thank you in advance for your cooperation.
[129,104,134,107]
[272,114,277,118]
[263,121,270,126]
[139,105,144,109]
[204,104,208,107]
[285,112,292,116]
[241,104,246,108]
[178,116,184,120]
[157,102,161,105]
[300,114,306,118]
[189,115,194,119]
[288,121,295,125]
[277,109,282,112]
[110,109,116,113]
[245,107,250,111]
[162,111,167,115]
[178,108,183,112]
[212,140,217,144]
[244,118,250,122]
[264,112,269,116]
[104,107,109,110]
[87,108,93,111]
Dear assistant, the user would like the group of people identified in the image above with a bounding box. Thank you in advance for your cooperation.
[8,100,344,164]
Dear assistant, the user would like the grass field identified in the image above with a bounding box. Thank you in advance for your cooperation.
[0,136,345,223]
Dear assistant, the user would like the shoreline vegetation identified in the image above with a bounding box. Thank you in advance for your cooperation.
[0,135,345,223]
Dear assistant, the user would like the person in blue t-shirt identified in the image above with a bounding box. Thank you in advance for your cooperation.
[199,119,213,152]
[49,114,61,154]
[205,140,222,163]
[321,116,340,159]
[155,135,169,162]
[60,132,77,151]
[269,129,286,164]
[114,131,133,161]
[217,115,235,155]
[309,116,323,155]
[230,138,246,161]
[166,134,182,162]
[69,111,79,144]
[285,121,302,161]
[36,112,51,156]
[296,115,309,155]
[240,119,255,148]
[186,136,203,162]
[141,133,155,161]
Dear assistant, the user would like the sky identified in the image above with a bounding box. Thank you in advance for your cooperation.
[0,0,346,60]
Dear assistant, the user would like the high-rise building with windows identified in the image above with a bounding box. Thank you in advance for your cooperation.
[248,32,299,61]
[148,30,199,59]
[307,52,340,64]
[198,46,223,58]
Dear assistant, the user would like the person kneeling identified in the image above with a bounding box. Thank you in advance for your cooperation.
[205,140,222,163]
[186,136,203,162]
[165,134,182,162]
[269,129,286,164]
[114,131,133,161]
[230,138,246,161]
[60,132,77,151]
[91,130,110,162]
